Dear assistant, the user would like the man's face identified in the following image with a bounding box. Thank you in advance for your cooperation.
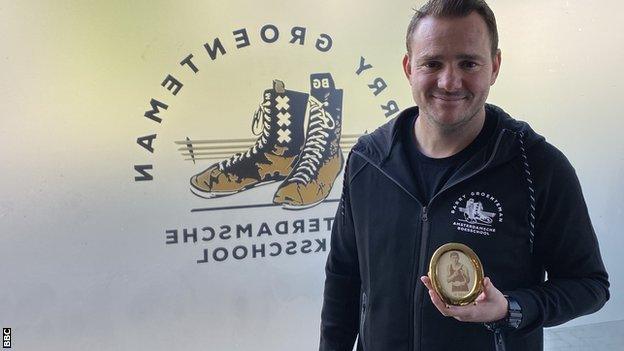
[403,12,501,131]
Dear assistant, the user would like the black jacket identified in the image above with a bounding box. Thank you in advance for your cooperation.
[319,105,609,351]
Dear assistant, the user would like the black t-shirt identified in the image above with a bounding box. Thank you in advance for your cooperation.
[404,110,497,204]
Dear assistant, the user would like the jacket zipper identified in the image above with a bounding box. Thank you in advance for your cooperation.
[360,292,368,349]
[494,329,506,351]
[411,130,507,351]
[411,206,429,351]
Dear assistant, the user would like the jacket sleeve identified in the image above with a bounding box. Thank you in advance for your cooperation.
[506,143,610,333]
[319,152,362,351]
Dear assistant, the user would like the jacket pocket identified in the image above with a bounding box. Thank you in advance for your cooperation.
[360,292,368,349]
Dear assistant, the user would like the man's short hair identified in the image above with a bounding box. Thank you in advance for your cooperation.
[406,0,499,57]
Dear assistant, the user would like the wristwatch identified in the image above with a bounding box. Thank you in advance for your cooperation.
[483,295,523,331]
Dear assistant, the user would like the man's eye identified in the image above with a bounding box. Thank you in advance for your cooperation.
[461,61,479,69]
[423,62,441,69]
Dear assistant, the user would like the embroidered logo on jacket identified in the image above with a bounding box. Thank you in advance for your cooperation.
[450,192,503,236]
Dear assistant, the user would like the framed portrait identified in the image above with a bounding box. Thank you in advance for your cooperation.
[428,243,484,306]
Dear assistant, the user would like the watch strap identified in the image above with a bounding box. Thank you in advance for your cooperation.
[483,295,523,331]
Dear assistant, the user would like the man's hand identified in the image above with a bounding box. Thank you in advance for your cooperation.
[420,275,508,323]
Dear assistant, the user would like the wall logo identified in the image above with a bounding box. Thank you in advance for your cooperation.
[132,24,402,263]
[450,192,503,236]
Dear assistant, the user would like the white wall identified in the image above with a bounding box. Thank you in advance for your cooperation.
[0,1,622,350]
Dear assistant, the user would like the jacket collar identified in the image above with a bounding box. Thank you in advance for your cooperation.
[352,104,545,204]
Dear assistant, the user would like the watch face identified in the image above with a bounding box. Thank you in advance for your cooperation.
[428,243,484,306]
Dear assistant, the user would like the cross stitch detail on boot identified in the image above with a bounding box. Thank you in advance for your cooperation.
[189,80,308,198]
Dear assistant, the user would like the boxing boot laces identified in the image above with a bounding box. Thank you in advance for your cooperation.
[273,74,344,209]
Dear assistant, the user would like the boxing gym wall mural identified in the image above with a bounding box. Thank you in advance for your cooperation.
[132,24,404,264]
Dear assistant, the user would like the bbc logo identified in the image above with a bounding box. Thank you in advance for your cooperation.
[2,328,10,349]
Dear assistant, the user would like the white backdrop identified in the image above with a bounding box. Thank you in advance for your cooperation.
[1,1,622,350]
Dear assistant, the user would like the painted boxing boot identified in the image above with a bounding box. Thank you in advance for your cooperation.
[273,73,344,209]
[190,80,308,198]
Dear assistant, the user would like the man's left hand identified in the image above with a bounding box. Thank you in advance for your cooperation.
[420,275,508,323]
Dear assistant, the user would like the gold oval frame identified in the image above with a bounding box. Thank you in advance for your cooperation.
[428,242,484,306]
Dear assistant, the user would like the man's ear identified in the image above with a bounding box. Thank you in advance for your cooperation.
[402,54,412,80]
[490,49,502,85]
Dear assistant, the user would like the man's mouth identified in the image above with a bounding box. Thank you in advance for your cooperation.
[432,95,466,102]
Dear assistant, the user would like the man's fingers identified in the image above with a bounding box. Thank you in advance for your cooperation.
[483,277,491,290]
[476,277,492,302]
[420,275,481,321]
[420,276,433,290]
[475,291,487,303]
[421,276,450,315]
[428,289,451,316]
[447,304,477,322]
[419,275,506,322]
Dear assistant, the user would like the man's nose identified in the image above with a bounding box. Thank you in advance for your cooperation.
[437,66,462,92]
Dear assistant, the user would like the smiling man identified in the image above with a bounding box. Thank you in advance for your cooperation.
[319,1,609,350]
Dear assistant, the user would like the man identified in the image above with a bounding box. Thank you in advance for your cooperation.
[447,251,470,293]
[319,0,610,350]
